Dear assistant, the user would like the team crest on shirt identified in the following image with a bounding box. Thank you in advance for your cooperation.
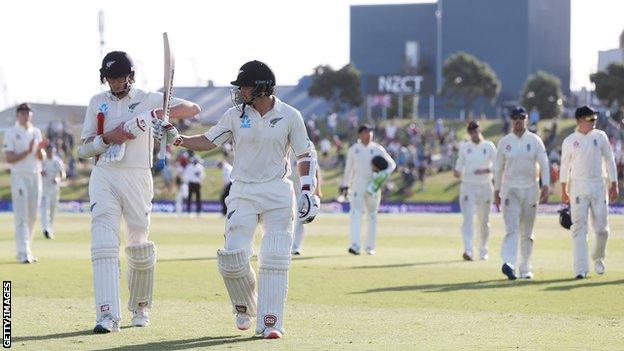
[99,103,109,115]
[505,144,511,152]
[269,117,283,127]
[593,139,598,147]
[128,102,141,113]
[240,114,251,128]
[573,140,580,148]
[526,143,531,152]
[467,148,472,154]
[483,148,486,155]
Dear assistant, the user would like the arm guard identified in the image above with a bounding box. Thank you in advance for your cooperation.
[77,135,109,159]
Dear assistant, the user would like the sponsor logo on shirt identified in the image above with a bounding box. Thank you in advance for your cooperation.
[269,117,283,127]
[240,114,251,129]
[505,144,511,152]
[593,139,598,147]
[467,148,472,154]
[573,141,580,148]
[483,148,486,155]
[526,143,531,152]
[99,103,109,115]
[128,102,141,113]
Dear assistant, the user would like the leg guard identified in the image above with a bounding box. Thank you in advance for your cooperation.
[218,249,257,317]
[91,222,121,324]
[256,231,292,334]
[126,241,156,311]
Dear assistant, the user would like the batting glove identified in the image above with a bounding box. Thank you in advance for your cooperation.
[297,190,320,224]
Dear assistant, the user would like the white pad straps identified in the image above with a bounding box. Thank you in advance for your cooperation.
[91,222,121,323]
[218,248,257,317]
[257,231,292,334]
[126,241,156,311]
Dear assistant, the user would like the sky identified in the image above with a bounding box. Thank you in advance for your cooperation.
[0,0,622,108]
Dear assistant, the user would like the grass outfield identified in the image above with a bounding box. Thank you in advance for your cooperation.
[1,212,623,350]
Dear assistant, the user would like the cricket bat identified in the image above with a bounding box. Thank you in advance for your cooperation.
[156,32,175,170]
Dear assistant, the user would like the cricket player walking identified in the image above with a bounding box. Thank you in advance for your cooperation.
[340,124,396,255]
[40,144,66,239]
[495,107,550,280]
[78,51,199,333]
[453,121,496,261]
[3,103,45,263]
[560,106,618,279]
[172,60,319,339]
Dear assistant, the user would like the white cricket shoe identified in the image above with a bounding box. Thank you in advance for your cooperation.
[236,313,252,331]
[365,248,376,255]
[520,272,534,280]
[93,315,120,334]
[262,327,283,339]
[132,306,150,327]
[595,260,605,275]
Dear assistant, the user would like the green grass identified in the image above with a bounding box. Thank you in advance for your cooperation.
[1,213,623,350]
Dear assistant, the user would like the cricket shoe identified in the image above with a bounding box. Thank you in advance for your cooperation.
[18,254,38,264]
[480,254,489,261]
[348,245,360,255]
[365,248,376,255]
[43,230,54,239]
[594,260,605,275]
[236,313,252,331]
[575,273,587,279]
[132,306,150,327]
[520,272,534,280]
[462,252,473,261]
[291,248,301,256]
[93,315,120,334]
[261,327,283,339]
[501,263,517,280]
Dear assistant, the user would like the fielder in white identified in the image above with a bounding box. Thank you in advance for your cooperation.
[340,124,396,256]
[289,150,323,255]
[453,120,496,261]
[173,60,319,339]
[3,103,45,263]
[78,51,199,333]
[560,105,618,279]
[40,144,66,239]
[495,107,550,280]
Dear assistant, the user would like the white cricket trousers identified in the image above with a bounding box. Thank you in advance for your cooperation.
[569,180,610,276]
[348,189,381,251]
[500,185,539,274]
[459,182,492,257]
[10,172,41,260]
[40,186,60,234]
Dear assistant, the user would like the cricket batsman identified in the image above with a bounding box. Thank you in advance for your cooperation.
[169,60,319,339]
[3,103,45,263]
[560,106,618,279]
[453,120,496,261]
[78,51,200,333]
[340,124,396,255]
[40,143,66,239]
[494,107,550,280]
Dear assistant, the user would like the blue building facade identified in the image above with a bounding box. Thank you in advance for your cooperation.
[350,0,570,118]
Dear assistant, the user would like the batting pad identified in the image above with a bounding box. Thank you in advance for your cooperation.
[257,231,292,333]
[217,248,257,317]
[91,222,121,323]
[125,241,156,311]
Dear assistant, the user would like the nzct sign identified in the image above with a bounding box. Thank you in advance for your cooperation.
[373,75,424,94]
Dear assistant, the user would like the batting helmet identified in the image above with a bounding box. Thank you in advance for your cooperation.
[558,206,572,230]
[371,155,389,172]
[100,51,135,83]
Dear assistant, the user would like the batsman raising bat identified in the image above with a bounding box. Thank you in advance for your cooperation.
[78,46,200,333]
[167,60,319,339]
[340,124,396,256]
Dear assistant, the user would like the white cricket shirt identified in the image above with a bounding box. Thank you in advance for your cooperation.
[204,97,313,183]
[494,131,550,190]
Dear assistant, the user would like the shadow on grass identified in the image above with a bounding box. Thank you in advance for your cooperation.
[350,278,579,294]
[348,260,464,269]
[95,335,256,351]
[13,329,94,342]
[0,261,22,266]
[543,278,624,291]
[292,254,347,261]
